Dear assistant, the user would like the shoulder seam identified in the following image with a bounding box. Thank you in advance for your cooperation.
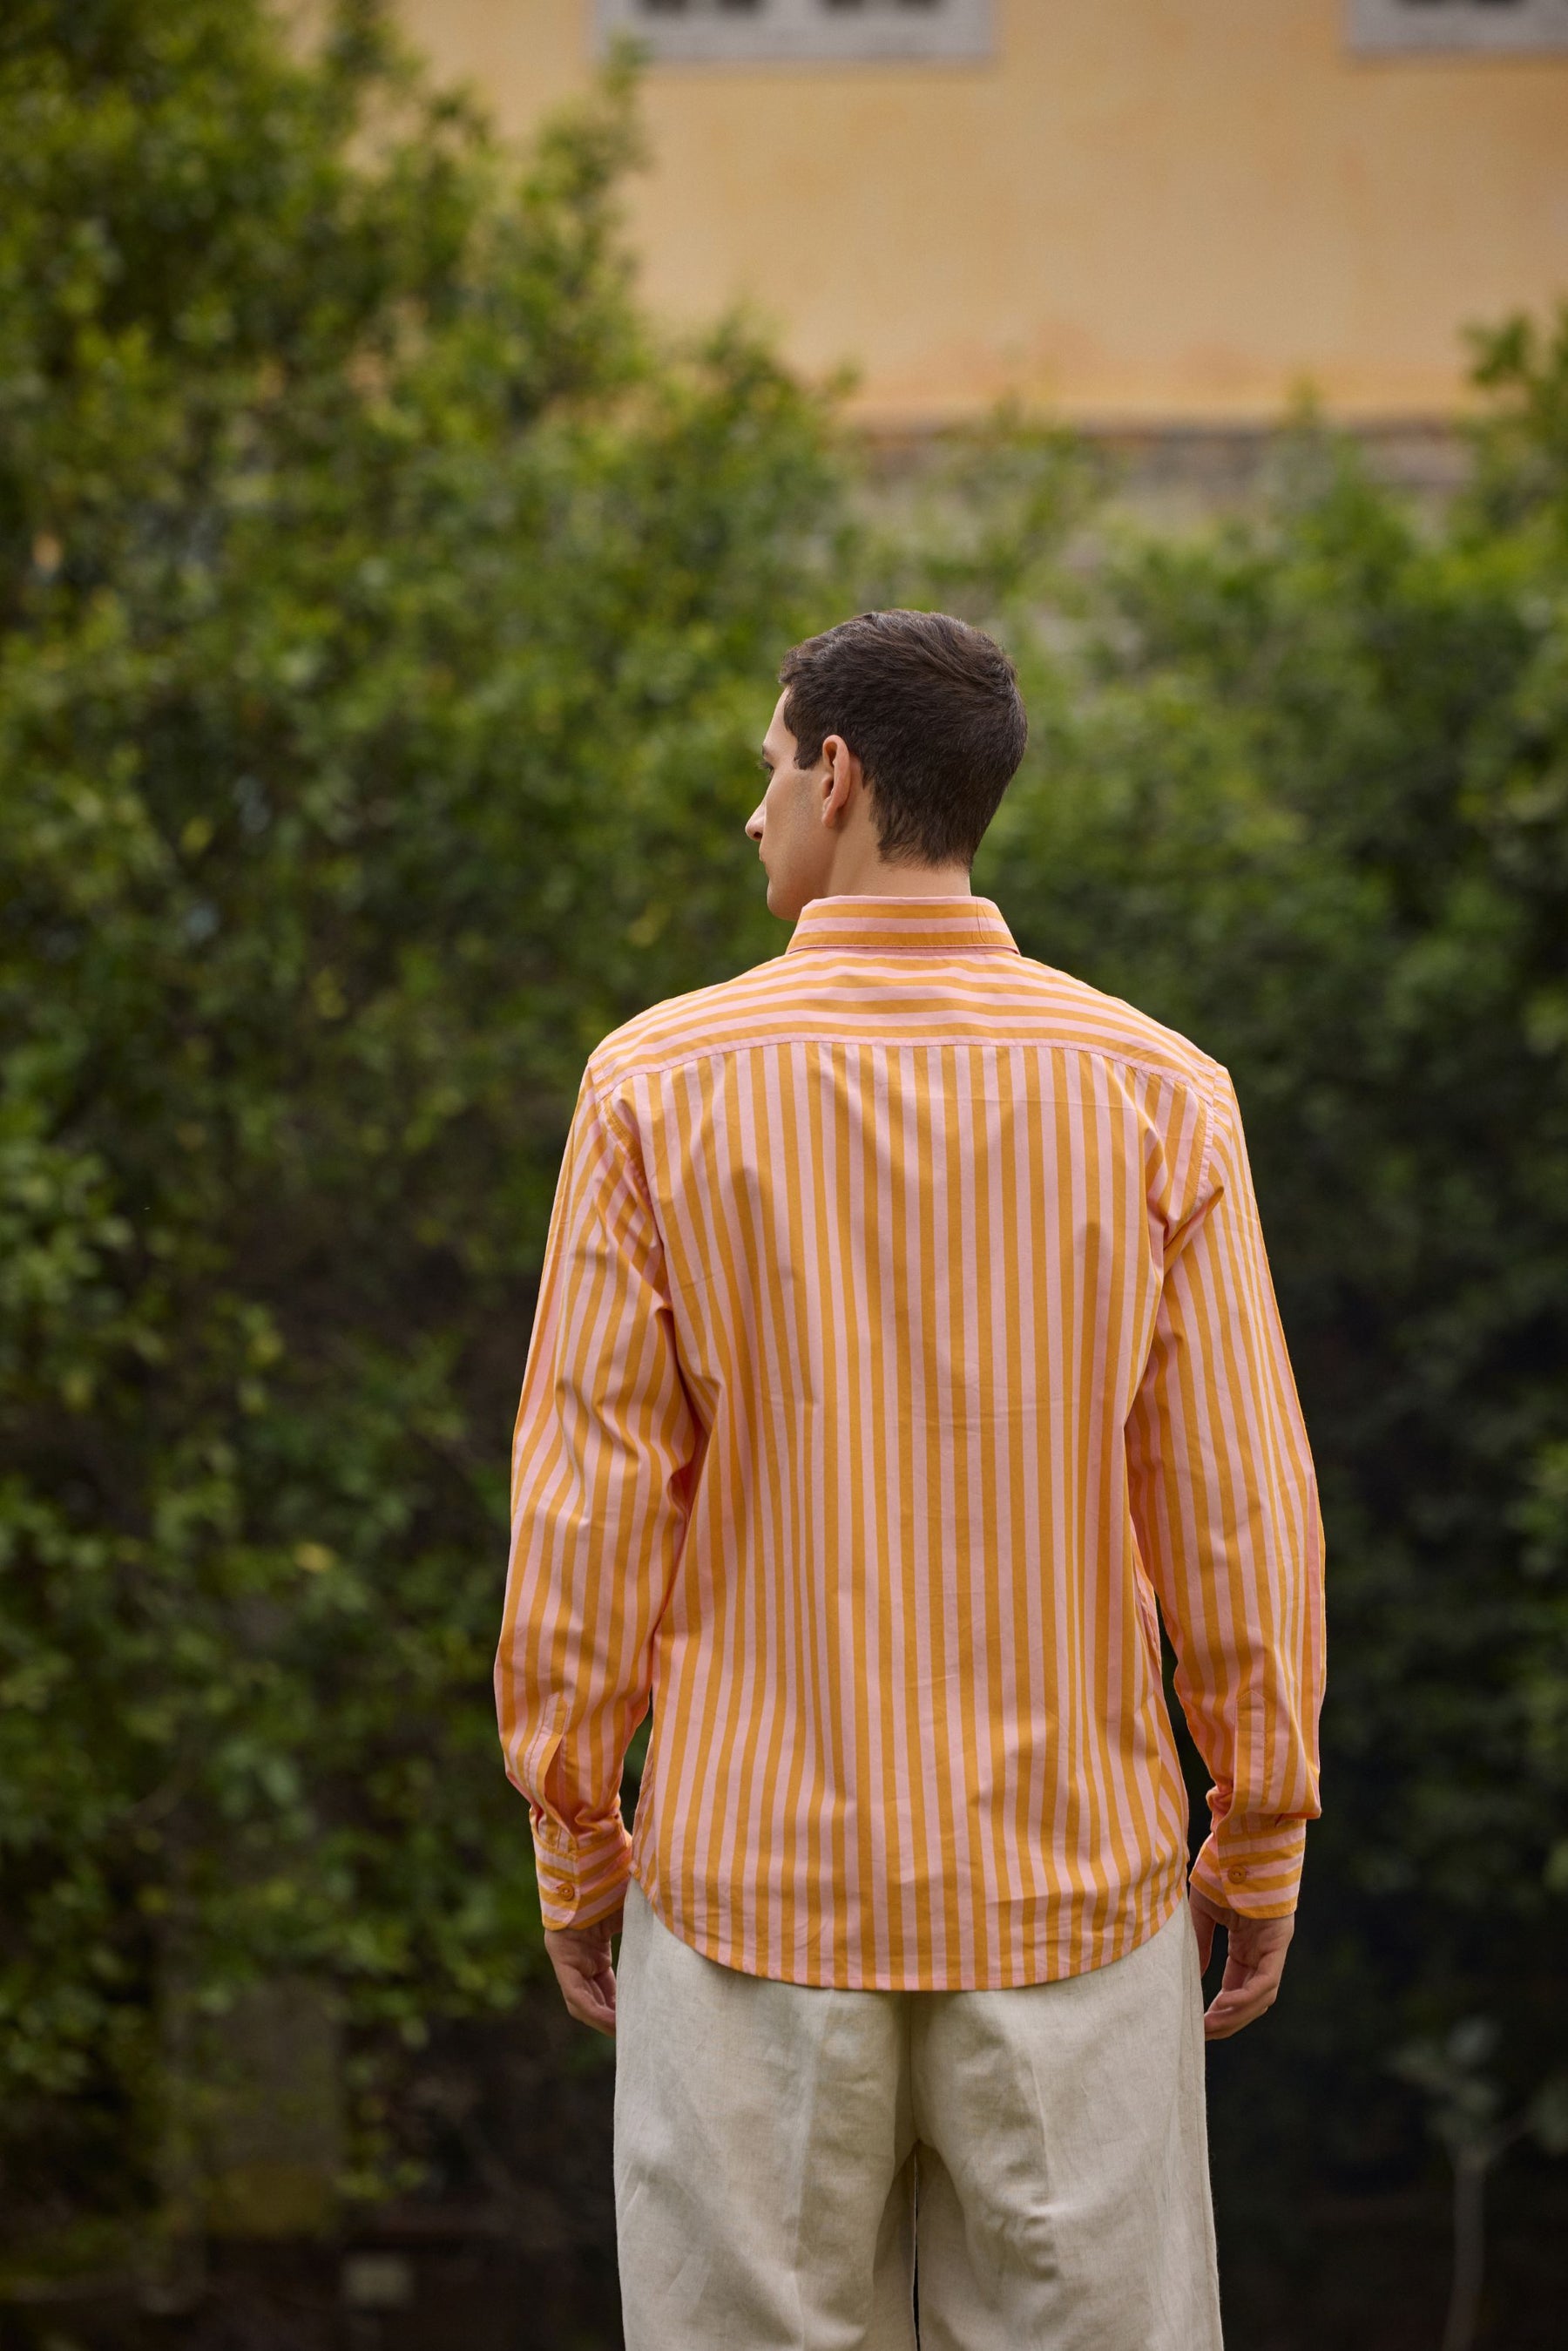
[1195,1061,1230,1199]
[581,1074,658,1217]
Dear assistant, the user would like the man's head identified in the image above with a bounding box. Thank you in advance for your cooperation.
[745,608,1028,921]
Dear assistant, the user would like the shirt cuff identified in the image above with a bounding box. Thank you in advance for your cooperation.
[1189,1812,1307,1920]
[530,1810,633,1932]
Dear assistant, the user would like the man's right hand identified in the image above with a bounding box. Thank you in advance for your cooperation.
[1190,1890,1294,2040]
[544,1908,624,2037]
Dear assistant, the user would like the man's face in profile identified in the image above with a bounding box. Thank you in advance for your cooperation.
[745,691,832,922]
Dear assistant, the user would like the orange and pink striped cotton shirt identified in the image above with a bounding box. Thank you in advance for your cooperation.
[496,894,1324,1989]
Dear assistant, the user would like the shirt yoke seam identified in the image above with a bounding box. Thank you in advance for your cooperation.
[591,1031,1219,1100]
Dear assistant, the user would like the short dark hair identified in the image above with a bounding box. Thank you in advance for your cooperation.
[778,608,1028,867]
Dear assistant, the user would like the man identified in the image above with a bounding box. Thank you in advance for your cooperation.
[496,609,1323,2349]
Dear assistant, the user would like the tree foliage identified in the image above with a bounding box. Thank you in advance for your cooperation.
[2,0,1566,2299]
[975,329,1568,2242]
[0,0,838,2237]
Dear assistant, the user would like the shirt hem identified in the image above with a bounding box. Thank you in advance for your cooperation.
[623,1863,1191,1991]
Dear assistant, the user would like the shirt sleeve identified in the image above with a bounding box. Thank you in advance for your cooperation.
[1125,1067,1326,1921]
[494,1067,700,1932]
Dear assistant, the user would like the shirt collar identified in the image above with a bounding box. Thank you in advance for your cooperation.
[785,894,1020,959]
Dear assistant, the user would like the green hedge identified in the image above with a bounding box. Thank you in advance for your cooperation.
[2,0,1565,2281]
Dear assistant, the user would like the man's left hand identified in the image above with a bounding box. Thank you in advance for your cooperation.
[544,1908,624,2037]
[1190,1890,1294,2040]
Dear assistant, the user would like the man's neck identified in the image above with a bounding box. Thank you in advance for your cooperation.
[813,859,973,903]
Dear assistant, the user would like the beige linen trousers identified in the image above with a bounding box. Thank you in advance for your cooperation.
[613,1880,1223,2350]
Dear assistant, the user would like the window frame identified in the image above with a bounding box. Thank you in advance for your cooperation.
[1348,0,1568,53]
[594,0,996,67]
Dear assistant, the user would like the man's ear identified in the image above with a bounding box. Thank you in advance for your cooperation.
[819,733,861,827]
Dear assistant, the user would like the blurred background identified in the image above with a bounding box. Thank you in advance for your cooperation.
[2,3,1567,2346]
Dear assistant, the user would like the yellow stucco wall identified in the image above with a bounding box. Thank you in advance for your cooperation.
[396,0,1568,425]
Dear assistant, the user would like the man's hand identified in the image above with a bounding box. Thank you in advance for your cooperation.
[1190,1889,1294,2040]
[544,1907,624,2037]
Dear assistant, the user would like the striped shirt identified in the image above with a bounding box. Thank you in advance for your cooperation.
[496,894,1324,1989]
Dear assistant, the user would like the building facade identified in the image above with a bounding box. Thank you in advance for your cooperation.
[397,0,1568,427]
